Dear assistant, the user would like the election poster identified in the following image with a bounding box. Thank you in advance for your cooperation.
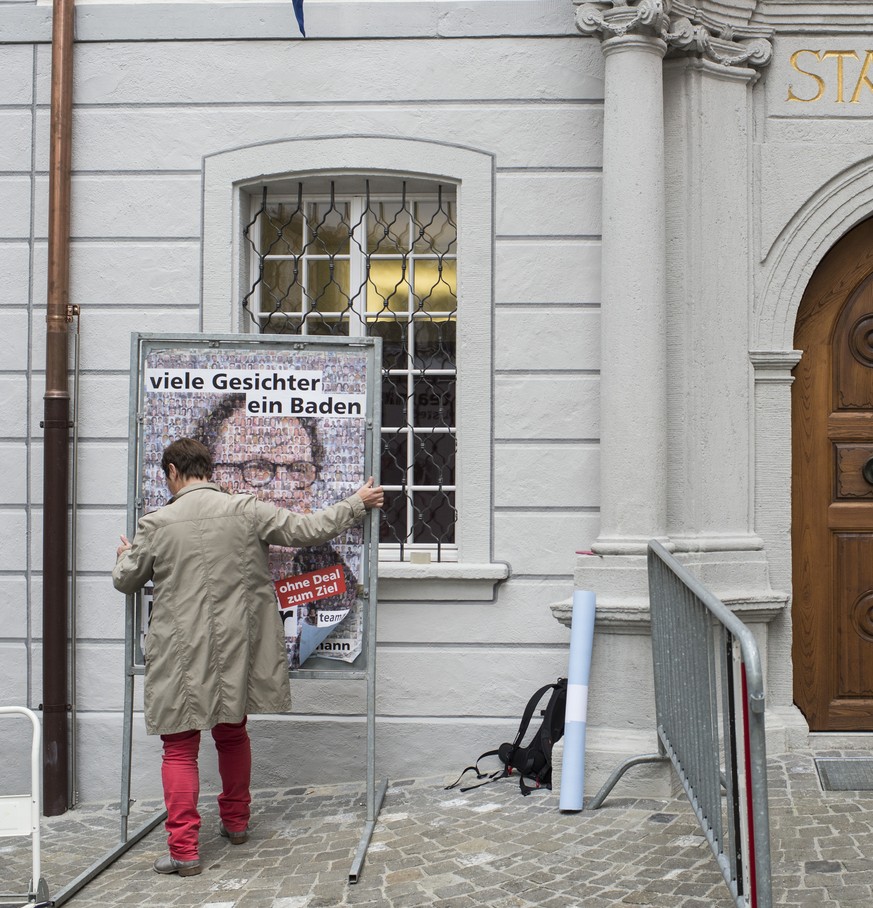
[132,336,377,671]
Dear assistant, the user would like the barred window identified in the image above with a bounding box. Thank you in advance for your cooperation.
[242,178,457,562]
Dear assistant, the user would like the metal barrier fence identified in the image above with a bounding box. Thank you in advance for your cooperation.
[588,540,772,908]
[0,707,163,907]
[0,706,50,907]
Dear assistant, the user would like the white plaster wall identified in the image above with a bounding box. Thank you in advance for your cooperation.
[0,4,612,801]
[14,0,871,807]
[10,1,866,806]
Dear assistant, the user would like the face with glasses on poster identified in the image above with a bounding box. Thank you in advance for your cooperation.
[198,395,312,498]
[211,419,319,510]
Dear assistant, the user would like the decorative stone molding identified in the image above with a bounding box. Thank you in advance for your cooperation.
[576,0,670,41]
[752,1,873,34]
[755,159,873,351]
[667,2,772,67]
[750,350,803,382]
[575,0,773,69]
[550,590,787,632]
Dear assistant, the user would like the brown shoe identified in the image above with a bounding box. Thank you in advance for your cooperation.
[153,853,202,876]
[219,822,249,845]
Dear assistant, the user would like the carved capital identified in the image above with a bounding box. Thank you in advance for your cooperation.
[575,1,773,70]
[575,0,670,42]
[665,3,773,69]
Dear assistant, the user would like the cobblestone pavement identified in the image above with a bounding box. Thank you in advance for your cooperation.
[1,751,872,907]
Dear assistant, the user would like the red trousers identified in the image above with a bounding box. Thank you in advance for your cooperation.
[160,718,251,861]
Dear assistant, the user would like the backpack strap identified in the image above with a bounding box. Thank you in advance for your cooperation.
[539,678,567,755]
[519,775,539,796]
[509,682,558,754]
[444,749,507,791]
[457,767,508,793]
[518,761,553,796]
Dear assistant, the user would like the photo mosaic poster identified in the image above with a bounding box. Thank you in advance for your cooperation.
[134,339,373,670]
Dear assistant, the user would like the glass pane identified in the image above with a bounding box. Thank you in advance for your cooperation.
[382,376,408,428]
[306,202,350,255]
[304,315,347,336]
[413,433,455,486]
[262,260,303,313]
[367,260,410,314]
[307,259,351,313]
[413,260,456,313]
[261,204,304,256]
[413,490,456,544]
[261,316,302,336]
[413,378,455,428]
[413,200,456,254]
[369,319,407,372]
[367,202,409,254]
[380,491,407,545]
[381,432,407,485]
[413,319,456,370]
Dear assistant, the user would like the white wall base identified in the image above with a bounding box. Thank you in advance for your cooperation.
[0,707,826,808]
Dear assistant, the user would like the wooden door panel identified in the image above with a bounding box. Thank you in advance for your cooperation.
[827,699,873,728]
[829,502,873,529]
[792,337,832,724]
[793,218,873,730]
[829,411,873,435]
[835,281,873,409]
[835,444,873,499]
[836,534,873,697]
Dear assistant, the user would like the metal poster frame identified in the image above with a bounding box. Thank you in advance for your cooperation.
[116,332,384,884]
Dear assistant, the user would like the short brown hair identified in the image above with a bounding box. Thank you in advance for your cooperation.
[161,438,213,480]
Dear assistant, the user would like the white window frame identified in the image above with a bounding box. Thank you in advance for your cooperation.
[201,135,508,599]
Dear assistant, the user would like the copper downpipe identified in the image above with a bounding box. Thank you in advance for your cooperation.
[43,0,75,817]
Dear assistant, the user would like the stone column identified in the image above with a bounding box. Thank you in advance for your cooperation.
[577,0,671,556]
[569,0,774,575]
[551,3,779,797]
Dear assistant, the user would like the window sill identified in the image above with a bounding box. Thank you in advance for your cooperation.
[377,562,510,601]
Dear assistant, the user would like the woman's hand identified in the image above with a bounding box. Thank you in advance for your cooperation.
[355,477,384,510]
[116,534,132,559]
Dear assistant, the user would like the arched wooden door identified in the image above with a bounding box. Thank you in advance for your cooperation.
[793,218,873,730]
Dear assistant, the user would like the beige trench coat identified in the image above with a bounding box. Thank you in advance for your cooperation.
[112,482,366,735]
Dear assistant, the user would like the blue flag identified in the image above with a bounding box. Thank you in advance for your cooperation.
[293,0,305,36]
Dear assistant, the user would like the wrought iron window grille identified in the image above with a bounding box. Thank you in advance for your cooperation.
[243,179,458,563]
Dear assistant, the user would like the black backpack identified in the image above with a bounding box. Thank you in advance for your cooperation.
[446,678,567,796]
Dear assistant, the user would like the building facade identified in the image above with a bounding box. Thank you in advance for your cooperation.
[2,0,873,801]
